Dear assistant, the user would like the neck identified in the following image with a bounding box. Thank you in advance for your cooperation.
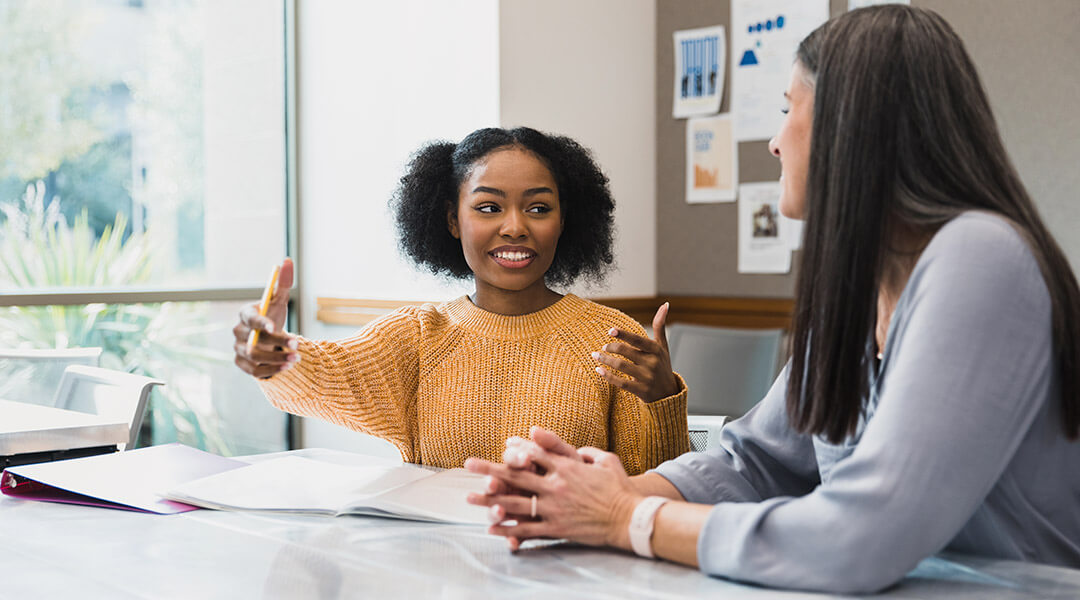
[470,280,562,316]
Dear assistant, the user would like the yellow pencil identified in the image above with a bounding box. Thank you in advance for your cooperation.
[247,264,281,353]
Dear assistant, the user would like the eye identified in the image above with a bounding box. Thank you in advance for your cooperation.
[475,204,500,214]
[526,204,553,214]
[780,107,790,115]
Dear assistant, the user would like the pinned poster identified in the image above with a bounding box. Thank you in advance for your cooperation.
[673,26,725,118]
[731,0,827,141]
[686,114,737,203]
[738,182,794,274]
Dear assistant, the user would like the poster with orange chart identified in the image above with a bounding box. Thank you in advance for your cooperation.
[686,114,737,203]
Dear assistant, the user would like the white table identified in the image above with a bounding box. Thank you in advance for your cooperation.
[0,399,126,466]
[1,494,1078,599]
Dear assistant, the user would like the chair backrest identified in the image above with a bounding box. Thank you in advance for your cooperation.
[667,323,783,417]
[52,365,164,450]
[0,348,103,406]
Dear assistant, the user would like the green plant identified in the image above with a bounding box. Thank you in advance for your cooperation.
[0,181,234,453]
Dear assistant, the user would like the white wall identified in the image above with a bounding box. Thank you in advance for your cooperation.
[296,0,498,452]
[296,0,657,452]
[297,0,499,343]
[499,0,657,298]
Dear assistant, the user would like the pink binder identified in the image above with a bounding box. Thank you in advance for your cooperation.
[1,443,246,514]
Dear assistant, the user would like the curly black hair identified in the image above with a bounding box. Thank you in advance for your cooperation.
[390,127,615,288]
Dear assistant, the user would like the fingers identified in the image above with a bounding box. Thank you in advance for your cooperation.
[529,427,582,460]
[592,349,649,382]
[235,297,301,379]
[465,458,546,493]
[596,367,649,398]
[652,302,671,352]
[487,520,554,544]
[472,493,539,524]
[272,257,294,311]
[606,327,660,354]
[503,441,560,474]
[577,446,624,472]
[594,341,649,367]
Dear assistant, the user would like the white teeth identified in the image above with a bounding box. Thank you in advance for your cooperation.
[494,251,530,261]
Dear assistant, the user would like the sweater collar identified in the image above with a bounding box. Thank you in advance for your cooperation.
[444,293,584,339]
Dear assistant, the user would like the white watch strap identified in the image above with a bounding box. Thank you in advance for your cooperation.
[628,496,670,558]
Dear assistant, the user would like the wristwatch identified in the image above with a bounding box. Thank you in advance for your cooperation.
[628,496,670,558]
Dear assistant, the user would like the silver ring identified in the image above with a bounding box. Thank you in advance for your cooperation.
[530,494,537,519]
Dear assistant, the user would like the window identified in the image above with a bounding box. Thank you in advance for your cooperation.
[0,0,291,455]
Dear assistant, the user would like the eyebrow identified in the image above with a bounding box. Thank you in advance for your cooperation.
[471,186,556,197]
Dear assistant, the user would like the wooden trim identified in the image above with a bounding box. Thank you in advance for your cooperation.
[316,295,794,330]
[591,296,794,330]
[316,297,431,327]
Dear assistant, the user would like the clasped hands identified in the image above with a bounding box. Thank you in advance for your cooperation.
[465,426,643,552]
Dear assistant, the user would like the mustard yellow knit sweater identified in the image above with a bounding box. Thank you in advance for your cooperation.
[258,294,688,474]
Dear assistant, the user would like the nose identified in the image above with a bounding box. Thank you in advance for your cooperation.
[768,136,780,157]
[500,209,527,239]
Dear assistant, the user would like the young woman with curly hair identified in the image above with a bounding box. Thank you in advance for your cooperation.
[233,127,688,474]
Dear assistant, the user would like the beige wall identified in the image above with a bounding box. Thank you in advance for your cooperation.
[656,0,1080,297]
[500,0,658,297]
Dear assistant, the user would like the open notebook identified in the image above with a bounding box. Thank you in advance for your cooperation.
[165,454,489,525]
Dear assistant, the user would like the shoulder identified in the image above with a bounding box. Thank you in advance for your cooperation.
[905,211,1050,318]
[923,212,1037,271]
[360,301,452,337]
[565,295,649,337]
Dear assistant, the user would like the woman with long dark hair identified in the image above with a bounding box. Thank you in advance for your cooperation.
[466,5,1080,594]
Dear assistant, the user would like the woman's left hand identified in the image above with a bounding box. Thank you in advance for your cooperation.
[465,427,642,551]
[593,302,680,402]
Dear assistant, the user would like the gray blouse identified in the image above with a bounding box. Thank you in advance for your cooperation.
[653,212,1080,593]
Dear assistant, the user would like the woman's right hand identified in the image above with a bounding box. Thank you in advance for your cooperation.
[233,258,300,379]
[466,427,642,551]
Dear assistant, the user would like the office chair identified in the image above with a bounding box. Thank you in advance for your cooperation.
[667,323,783,419]
[52,365,164,451]
[0,348,103,406]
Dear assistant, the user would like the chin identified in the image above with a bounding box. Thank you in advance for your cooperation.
[778,195,805,220]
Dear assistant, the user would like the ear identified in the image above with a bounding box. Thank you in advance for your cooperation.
[447,208,460,239]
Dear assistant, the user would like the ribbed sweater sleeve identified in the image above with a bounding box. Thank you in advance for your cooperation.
[257,308,422,462]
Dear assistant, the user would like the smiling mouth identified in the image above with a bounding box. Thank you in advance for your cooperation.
[489,248,537,269]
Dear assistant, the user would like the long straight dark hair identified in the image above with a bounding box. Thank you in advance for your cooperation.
[787,5,1080,443]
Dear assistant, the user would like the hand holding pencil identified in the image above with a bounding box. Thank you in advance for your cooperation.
[233,257,300,379]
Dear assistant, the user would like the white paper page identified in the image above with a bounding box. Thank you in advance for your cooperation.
[731,0,828,141]
[672,25,726,118]
[166,456,430,514]
[686,114,737,203]
[360,468,489,525]
[738,182,792,273]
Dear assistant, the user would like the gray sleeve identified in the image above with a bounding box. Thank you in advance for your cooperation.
[652,363,820,504]
[691,216,1056,593]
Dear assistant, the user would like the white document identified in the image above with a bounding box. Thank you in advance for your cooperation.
[731,0,828,141]
[686,114,737,203]
[673,25,725,118]
[166,455,489,525]
[738,182,793,274]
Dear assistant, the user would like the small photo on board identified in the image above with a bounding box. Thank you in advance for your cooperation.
[752,202,779,238]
